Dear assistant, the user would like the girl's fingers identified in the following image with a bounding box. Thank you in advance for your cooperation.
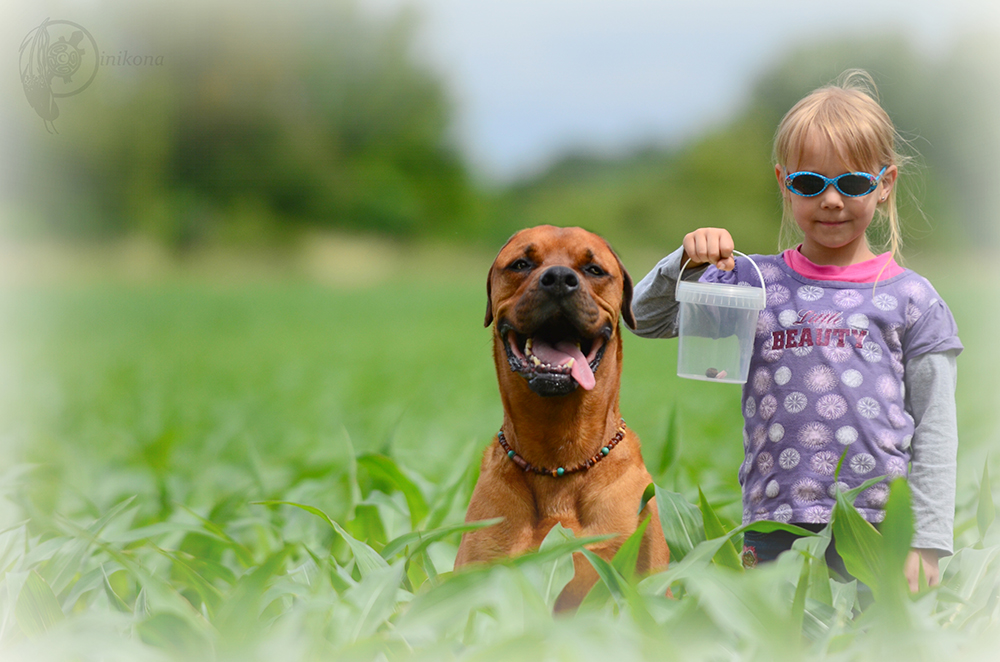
[694,233,710,263]
[684,228,735,269]
[685,230,714,264]
[681,234,699,265]
[718,233,735,269]
[686,232,704,262]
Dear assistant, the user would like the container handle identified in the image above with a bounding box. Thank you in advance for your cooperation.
[676,249,768,303]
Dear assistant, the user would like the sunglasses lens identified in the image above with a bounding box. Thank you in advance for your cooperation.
[836,174,874,196]
[788,174,825,196]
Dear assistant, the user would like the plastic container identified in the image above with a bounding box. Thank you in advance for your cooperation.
[675,251,766,384]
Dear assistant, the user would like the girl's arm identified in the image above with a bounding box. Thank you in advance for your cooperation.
[631,247,704,339]
[904,349,960,589]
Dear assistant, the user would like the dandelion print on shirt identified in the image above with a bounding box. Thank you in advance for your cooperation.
[804,365,838,392]
[695,254,963,526]
[797,285,825,302]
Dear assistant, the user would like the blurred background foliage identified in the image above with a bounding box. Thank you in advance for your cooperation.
[7,2,481,247]
[5,1,999,257]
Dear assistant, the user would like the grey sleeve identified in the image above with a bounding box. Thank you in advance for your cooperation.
[631,247,707,339]
[905,350,960,556]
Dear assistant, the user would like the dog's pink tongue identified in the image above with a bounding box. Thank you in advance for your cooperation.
[531,339,596,390]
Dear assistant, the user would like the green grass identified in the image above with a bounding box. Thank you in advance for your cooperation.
[0,257,998,661]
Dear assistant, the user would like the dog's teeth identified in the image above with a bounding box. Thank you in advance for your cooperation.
[525,338,533,355]
[531,356,541,366]
[566,358,575,368]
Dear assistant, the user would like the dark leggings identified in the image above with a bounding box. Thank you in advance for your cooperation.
[741,523,852,580]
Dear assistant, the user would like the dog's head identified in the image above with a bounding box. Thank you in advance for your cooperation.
[485,225,634,397]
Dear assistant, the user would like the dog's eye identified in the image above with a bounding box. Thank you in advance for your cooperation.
[507,258,533,272]
[584,264,607,277]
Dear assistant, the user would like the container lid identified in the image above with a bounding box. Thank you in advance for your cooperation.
[676,280,766,310]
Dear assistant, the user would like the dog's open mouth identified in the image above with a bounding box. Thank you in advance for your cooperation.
[500,319,610,396]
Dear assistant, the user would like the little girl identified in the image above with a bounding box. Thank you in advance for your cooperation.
[631,71,962,591]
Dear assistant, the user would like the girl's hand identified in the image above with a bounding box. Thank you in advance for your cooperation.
[682,228,736,271]
[904,548,940,592]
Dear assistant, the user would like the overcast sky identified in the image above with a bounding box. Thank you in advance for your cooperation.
[366,0,1000,181]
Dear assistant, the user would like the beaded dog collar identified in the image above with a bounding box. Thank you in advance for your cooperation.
[496,419,627,478]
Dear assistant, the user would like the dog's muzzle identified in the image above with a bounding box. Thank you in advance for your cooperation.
[499,319,611,397]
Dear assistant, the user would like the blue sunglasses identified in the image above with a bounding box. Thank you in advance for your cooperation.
[784,165,888,197]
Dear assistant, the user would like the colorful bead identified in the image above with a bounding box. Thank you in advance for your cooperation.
[496,419,626,477]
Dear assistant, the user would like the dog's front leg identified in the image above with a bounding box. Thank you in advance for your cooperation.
[455,472,538,567]
[553,537,623,612]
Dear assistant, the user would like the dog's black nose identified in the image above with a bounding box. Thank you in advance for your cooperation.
[539,266,579,297]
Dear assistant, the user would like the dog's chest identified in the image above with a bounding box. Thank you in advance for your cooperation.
[530,489,585,535]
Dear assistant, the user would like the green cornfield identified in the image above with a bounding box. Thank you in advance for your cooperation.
[0,253,997,661]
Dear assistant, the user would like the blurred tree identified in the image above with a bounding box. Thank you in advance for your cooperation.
[493,111,779,257]
[920,33,1000,250]
[500,31,999,258]
[10,13,996,254]
[12,0,480,247]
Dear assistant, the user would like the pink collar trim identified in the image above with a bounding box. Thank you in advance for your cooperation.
[782,246,904,283]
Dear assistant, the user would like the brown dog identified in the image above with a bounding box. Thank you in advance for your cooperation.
[454,225,669,611]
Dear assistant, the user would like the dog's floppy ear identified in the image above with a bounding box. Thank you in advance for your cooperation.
[598,237,635,330]
[617,254,636,330]
[485,265,494,327]
[485,233,520,328]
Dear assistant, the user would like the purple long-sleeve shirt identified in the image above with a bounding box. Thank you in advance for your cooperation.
[631,247,962,555]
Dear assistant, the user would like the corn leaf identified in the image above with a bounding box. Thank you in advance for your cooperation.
[0,523,27,576]
[381,518,503,560]
[640,520,818,596]
[357,452,429,528]
[509,533,616,568]
[214,547,289,645]
[536,523,576,606]
[653,403,680,477]
[15,570,63,637]
[791,555,811,640]
[881,479,915,581]
[614,513,651,583]
[346,563,407,642]
[978,461,995,546]
[792,529,833,606]
[638,482,656,516]
[579,548,656,631]
[100,564,131,614]
[579,514,652,609]
[698,487,742,570]
[255,500,388,577]
[47,496,137,596]
[655,487,705,561]
[424,441,482,530]
[831,483,882,592]
[51,513,208,626]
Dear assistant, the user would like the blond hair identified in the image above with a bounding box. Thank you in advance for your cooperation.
[773,70,910,263]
